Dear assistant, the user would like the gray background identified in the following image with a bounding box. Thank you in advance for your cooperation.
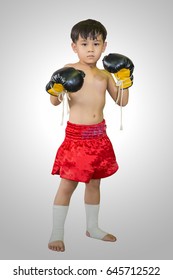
[0,0,173,260]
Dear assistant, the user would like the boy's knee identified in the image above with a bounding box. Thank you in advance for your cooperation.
[61,179,78,194]
[86,179,100,189]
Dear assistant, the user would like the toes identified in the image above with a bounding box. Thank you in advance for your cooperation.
[102,234,117,242]
[86,230,117,242]
[48,241,65,252]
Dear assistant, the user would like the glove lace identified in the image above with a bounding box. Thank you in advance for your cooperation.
[114,79,124,130]
[50,85,71,125]
[58,91,71,126]
[115,74,133,130]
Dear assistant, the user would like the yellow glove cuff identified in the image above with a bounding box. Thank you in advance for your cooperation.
[48,83,64,96]
[114,68,132,89]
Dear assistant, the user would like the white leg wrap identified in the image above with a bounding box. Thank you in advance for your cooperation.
[49,205,69,243]
[85,204,108,240]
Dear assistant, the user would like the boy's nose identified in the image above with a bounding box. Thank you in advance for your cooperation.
[88,45,94,52]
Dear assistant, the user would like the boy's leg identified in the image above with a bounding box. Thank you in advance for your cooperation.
[48,178,78,252]
[84,179,116,242]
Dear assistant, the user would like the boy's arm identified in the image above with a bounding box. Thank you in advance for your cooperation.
[106,72,129,106]
[50,95,61,106]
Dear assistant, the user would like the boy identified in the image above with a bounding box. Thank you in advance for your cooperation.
[46,19,134,252]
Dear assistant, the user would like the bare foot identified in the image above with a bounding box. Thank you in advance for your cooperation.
[48,240,65,252]
[86,231,117,242]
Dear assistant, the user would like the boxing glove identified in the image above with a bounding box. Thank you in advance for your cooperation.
[46,67,85,96]
[103,53,134,89]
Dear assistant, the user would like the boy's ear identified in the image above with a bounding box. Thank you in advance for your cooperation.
[102,41,107,52]
[71,42,77,53]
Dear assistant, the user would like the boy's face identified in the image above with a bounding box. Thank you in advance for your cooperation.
[71,34,107,65]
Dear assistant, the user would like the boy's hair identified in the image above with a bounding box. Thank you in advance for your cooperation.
[71,19,107,43]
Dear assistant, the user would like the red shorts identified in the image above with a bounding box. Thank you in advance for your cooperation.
[51,120,119,183]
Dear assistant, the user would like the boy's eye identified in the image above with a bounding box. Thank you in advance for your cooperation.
[94,43,99,46]
[81,43,87,46]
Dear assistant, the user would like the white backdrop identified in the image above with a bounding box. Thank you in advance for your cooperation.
[0,0,173,260]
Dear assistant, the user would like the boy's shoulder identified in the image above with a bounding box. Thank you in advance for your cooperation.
[100,68,113,79]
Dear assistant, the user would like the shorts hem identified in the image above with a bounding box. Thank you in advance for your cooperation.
[51,166,119,183]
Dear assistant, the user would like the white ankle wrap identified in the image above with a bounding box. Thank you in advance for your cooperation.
[85,204,107,240]
[49,205,69,242]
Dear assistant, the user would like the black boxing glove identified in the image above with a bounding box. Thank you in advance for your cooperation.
[46,67,85,96]
[103,53,134,89]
